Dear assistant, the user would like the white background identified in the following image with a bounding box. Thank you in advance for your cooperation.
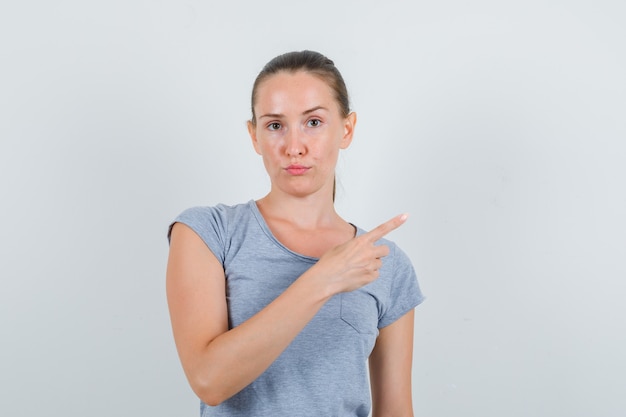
[1,1,625,416]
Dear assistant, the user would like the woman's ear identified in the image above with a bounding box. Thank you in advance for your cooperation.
[248,120,262,155]
[340,112,357,149]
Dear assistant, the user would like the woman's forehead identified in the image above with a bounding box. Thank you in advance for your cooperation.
[254,71,337,113]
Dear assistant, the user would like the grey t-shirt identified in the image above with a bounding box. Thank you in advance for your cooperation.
[170,200,424,417]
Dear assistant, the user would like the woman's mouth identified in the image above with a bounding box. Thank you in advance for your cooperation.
[285,165,310,175]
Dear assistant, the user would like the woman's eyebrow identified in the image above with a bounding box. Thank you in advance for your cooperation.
[258,112,284,120]
[302,106,328,115]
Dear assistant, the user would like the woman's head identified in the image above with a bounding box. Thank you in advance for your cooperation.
[247,51,356,201]
[250,50,350,125]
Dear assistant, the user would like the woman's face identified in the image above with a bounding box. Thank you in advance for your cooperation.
[248,70,356,199]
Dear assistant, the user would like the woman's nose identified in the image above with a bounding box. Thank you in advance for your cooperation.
[285,129,305,156]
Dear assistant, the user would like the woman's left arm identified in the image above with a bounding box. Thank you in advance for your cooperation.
[369,309,416,417]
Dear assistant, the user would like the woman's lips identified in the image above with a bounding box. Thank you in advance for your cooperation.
[285,165,310,175]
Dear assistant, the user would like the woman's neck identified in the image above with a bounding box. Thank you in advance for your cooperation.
[256,191,343,231]
[255,190,356,258]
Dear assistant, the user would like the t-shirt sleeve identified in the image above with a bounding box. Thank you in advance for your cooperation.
[378,243,425,328]
[167,206,228,265]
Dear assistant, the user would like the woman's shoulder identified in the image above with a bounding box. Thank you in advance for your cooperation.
[175,200,254,221]
[168,200,256,240]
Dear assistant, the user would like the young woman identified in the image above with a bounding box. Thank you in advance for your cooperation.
[167,50,424,417]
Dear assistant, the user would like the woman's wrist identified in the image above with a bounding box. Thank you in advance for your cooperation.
[298,264,338,303]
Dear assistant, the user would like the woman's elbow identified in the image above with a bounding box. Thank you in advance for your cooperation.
[201,394,224,407]
[189,374,230,407]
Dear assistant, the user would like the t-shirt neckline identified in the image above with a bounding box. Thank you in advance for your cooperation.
[246,199,363,263]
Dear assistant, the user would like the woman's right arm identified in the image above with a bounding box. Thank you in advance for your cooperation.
[167,222,330,406]
[166,215,406,406]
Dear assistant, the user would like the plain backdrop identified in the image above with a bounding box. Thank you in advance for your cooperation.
[1,1,625,416]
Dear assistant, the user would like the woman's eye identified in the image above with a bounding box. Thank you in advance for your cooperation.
[307,119,321,127]
[268,122,281,131]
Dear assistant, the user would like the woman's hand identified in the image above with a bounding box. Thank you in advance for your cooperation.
[312,213,408,294]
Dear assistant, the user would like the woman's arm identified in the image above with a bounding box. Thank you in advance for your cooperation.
[167,223,329,406]
[166,216,405,406]
[369,309,416,417]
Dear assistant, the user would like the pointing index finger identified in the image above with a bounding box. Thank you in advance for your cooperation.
[364,213,409,243]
